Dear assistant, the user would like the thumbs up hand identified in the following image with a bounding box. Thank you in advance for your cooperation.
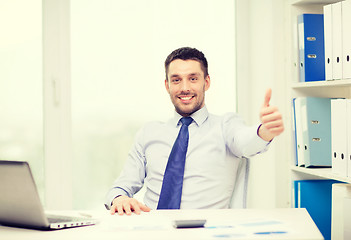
[258,88,284,142]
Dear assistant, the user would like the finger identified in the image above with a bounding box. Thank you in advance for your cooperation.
[130,201,141,215]
[123,203,132,215]
[262,118,284,134]
[263,120,284,130]
[261,111,282,123]
[270,126,284,134]
[265,125,284,135]
[117,204,125,215]
[140,204,151,212]
[110,205,117,215]
[263,88,272,107]
[260,106,278,117]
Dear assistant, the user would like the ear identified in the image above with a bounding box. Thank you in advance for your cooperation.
[165,79,170,93]
[204,75,211,91]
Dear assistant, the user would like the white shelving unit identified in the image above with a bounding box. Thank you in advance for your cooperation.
[287,0,351,193]
[291,166,351,183]
[291,79,351,88]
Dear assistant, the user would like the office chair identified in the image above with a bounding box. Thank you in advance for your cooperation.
[229,157,250,209]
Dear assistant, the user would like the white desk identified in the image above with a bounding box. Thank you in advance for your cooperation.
[0,208,323,240]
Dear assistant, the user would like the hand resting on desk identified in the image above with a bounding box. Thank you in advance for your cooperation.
[110,195,151,215]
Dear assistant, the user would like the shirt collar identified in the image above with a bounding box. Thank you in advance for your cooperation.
[170,106,209,127]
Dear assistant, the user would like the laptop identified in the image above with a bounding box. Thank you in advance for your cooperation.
[0,160,98,230]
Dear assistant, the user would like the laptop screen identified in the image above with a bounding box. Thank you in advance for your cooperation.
[0,160,50,228]
[0,160,97,230]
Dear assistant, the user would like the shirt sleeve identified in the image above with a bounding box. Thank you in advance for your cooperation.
[104,127,147,210]
[222,113,270,158]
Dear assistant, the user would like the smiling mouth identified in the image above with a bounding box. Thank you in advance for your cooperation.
[179,96,193,101]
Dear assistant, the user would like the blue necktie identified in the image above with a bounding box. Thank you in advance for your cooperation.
[157,117,193,209]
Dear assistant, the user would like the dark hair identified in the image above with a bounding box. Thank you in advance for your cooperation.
[164,47,208,80]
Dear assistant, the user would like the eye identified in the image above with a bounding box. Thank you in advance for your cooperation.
[190,77,197,81]
[171,78,180,83]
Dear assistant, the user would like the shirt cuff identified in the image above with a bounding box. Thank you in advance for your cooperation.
[104,188,129,210]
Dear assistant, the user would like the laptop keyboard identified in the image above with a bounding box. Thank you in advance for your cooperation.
[47,214,85,223]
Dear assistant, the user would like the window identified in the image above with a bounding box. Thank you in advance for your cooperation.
[71,0,236,209]
[1,0,236,210]
[0,1,44,200]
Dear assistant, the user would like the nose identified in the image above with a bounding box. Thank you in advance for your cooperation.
[180,79,191,92]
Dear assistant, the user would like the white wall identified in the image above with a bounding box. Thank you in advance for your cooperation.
[1,0,290,209]
[236,0,290,208]
[70,0,238,209]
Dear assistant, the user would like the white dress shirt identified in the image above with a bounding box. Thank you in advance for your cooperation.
[105,106,270,210]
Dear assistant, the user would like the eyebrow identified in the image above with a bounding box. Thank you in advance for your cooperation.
[189,73,200,77]
[169,73,201,78]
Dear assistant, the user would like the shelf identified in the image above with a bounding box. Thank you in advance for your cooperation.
[291,166,351,183]
[291,0,340,6]
[291,79,351,89]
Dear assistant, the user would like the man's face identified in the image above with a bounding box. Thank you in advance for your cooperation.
[165,59,210,117]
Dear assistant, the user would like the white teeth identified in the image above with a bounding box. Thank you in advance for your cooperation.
[180,96,192,100]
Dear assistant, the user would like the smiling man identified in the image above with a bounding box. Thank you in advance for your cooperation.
[105,47,284,215]
[165,58,210,117]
